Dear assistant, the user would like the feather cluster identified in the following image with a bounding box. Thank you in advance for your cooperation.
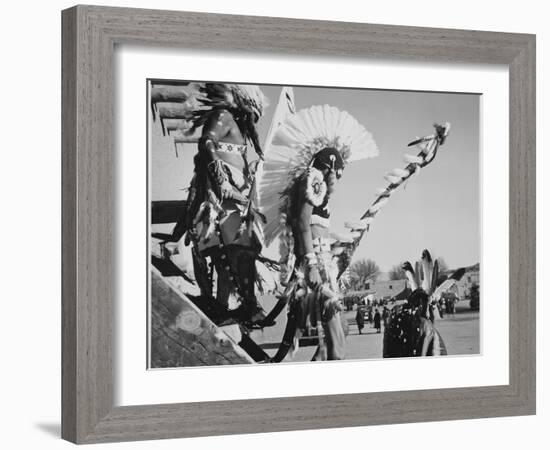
[229,84,269,118]
[194,83,269,118]
[401,249,465,302]
[151,81,269,153]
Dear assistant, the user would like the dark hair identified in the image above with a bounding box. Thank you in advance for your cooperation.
[311,147,344,178]
[408,288,430,317]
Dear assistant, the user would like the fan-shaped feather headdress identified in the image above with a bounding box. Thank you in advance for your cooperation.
[257,104,379,248]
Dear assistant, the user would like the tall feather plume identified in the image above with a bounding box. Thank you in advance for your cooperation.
[421,249,434,293]
[402,261,418,290]
[414,261,423,290]
[334,122,451,279]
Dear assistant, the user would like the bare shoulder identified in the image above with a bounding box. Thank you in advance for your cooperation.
[202,109,233,138]
[212,108,235,127]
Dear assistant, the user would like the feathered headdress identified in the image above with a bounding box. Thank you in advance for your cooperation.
[187,83,268,156]
[230,84,269,118]
[190,83,268,121]
[150,81,269,156]
[402,249,466,305]
[257,104,379,248]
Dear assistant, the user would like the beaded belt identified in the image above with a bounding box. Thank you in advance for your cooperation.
[217,141,247,154]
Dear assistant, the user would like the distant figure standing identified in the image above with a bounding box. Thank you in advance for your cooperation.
[382,307,390,327]
[374,309,382,333]
[355,308,365,335]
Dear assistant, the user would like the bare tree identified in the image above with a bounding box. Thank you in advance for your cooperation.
[388,264,407,281]
[349,259,380,290]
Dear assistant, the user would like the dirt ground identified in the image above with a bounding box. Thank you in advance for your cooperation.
[251,298,480,362]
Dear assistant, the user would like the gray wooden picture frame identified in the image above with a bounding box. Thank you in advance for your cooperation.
[61,5,536,444]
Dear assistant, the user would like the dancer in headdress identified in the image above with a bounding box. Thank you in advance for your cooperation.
[383,249,465,357]
[182,83,270,325]
[257,105,379,360]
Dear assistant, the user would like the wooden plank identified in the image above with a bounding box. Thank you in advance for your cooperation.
[61,7,78,443]
[158,103,189,119]
[174,134,199,144]
[150,268,254,368]
[62,5,115,442]
[151,80,192,87]
[151,86,190,104]
[163,119,192,134]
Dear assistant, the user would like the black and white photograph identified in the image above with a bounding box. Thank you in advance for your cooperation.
[148,80,481,368]
[1,0,545,447]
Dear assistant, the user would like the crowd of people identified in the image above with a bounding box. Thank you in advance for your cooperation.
[354,298,390,334]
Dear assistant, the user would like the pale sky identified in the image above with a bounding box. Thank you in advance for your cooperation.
[150,83,480,272]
